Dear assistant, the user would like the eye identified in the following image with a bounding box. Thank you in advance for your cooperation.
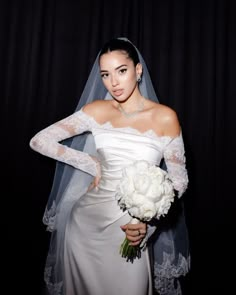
[119,68,127,75]
[101,73,109,79]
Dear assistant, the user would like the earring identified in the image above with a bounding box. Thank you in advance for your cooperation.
[137,75,141,83]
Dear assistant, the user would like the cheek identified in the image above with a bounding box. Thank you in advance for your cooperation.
[122,73,136,84]
[102,79,110,89]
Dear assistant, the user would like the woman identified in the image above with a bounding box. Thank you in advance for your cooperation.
[30,38,189,295]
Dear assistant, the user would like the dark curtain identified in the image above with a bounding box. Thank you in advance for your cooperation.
[2,0,235,294]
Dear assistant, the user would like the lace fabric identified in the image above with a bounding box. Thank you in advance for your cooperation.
[163,136,189,198]
[154,253,190,294]
[30,111,98,177]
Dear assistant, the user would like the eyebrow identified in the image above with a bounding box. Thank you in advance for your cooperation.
[100,64,127,73]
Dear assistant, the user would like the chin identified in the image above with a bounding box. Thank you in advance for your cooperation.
[113,94,130,103]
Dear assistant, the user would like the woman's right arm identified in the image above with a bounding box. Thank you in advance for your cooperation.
[29,110,100,177]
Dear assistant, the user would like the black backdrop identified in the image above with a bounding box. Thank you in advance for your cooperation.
[2,0,236,294]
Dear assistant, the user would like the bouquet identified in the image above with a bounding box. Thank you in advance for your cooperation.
[116,160,175,262]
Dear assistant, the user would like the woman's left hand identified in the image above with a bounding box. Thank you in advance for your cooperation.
[120,222,147,246]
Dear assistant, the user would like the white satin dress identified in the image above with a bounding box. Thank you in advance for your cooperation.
[29,110,188,295]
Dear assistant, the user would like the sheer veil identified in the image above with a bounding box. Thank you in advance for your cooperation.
[42,37,190,295]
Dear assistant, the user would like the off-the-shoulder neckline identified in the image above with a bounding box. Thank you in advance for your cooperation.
[80,109,182,141]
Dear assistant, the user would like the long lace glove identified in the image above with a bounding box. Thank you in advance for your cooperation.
[163,133,189,198]
[29,110,100,177]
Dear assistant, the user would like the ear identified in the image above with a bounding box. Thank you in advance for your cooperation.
[136,63,143,77]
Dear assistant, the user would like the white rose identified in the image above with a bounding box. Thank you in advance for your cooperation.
[128,193,147,208]
[138,200,156,221]
[124,165,137,179]
[134,160,149,172]
[163,180,174,196]
[116,195,127,208]
[123,177,135,196]
[128,206,140,217]
[146,183,165,201]
[133,173,152,195]
[150,166,166,180]
[157,197,173,216]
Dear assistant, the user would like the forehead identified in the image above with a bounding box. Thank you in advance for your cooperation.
[99,50,132,69]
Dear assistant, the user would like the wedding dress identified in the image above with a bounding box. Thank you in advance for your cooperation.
[30,109,188,295]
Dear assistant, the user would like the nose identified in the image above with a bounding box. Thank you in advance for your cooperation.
[110,75,118,87]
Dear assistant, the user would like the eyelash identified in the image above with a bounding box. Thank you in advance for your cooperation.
[101,68,127,79]
[119,68,127,74]
[101,73,109,79]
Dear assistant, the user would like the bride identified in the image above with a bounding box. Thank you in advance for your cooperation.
[30,37,189,295]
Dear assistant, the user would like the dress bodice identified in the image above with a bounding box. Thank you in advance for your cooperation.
[94,126,165,166]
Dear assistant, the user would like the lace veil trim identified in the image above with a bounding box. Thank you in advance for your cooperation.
[154,253,190,295]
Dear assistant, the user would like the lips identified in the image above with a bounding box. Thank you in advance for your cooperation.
[113,89,123,96]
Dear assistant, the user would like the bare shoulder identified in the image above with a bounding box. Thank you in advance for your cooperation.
[82,100,113,121]
[147,101,181,136]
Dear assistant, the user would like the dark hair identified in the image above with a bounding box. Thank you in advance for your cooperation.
[99,38,140,66]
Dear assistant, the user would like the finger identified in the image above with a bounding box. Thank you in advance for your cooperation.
[128,229,141,237]
[94,177,100,187]
[126,224,140,230]
[129,239,142,246]
[127,236,140,243]
[138,229,146,236]
[126,228,146,237]
[87,182,95,192]
[126,234,143,242]
[127,224,147,231]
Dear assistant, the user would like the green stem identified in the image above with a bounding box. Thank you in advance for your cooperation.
[119,237,141,262]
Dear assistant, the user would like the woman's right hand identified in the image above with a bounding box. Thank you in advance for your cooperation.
[87,155,101,191]
[87,175,100,192]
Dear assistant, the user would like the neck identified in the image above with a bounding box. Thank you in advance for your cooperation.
[117,96,145,118]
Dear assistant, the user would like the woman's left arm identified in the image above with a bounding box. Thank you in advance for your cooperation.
[160,106,189,198]
[163,133,189,198]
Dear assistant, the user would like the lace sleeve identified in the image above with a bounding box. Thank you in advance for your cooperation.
[163,133,189,198]
[29,110,99,177]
